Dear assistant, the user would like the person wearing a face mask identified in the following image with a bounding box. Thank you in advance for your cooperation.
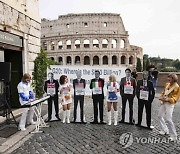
[17,73,36,131]
[120,68,136,124]
[44,72,60,122]
[158,73,180,141]
[136,71,155,129]
[72,70,86,124]
[90,70,105,124]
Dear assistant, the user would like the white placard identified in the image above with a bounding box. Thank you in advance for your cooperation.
[140,90,149,101]
[124,85,133,94]
[92,87,102,94]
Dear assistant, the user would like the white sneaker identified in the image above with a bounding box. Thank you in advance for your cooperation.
[19,127,26,131]
[169,136,177,141]
[159,131,169,135]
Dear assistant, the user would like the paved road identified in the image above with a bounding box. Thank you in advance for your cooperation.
[9,94,180,154]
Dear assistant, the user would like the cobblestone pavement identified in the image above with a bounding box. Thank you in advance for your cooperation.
[10,94,180,154]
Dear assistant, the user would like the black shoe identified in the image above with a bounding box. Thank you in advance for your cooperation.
[81,121,87,124]
[135,123,141,127]
[90,121,98,124]
[100,121,106,124]
[129,122,134,125]
[45,118,51,122]
[56,117,61,121]
[71,120,76,123]
[119,120,124,123]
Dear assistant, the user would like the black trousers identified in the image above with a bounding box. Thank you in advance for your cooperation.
[93,99,104,122]
[121,95,134,123]
[138,99,152,127]
[73,96,84,122]
[48,96,59,119]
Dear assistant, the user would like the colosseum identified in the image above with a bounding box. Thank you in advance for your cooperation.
[41,13,143,68]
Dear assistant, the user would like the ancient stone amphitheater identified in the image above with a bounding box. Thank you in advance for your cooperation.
[41,13,143,68]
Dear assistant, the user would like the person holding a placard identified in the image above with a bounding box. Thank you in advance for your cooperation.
[72,70,86,124]
[158,73,180,141]
[136,71,155,129]
[59,75,72,123]
[120,68,136,124]
[17,73,36,131]
[90,70,105,124]
[106,74,119,126]
[44,72,60,122]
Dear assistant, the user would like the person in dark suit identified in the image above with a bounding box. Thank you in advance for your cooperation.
[136,71,155,129]
[90,70,105,124]
[120,68,136,124]
[44,72,60,121]
[72,70,86,124]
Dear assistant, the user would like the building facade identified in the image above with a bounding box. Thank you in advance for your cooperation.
[0,0,41,107]
[41,13,143,67]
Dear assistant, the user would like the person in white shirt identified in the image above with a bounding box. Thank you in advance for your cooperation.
[106,74,119,125]
[17,73,36,131]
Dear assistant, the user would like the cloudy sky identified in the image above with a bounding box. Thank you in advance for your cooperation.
[39,0,180,60]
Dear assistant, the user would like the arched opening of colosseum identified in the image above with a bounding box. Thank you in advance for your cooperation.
[112,55,117,65]
[104,22,107,27]
[66,56,71,65]
[75,40,80,49]
[111,39,117,48]
[84,22,88,27]
[129,56,133,64]
[66,40,71,49]
[93,56,99,65]
[84,56,90,65]
[102,39,108,48]
[75,56,81,64]
[58,57,63,65]
[58,41,63,49]
[50,57,54,61]
[121,55,126,64]
[51,42,55,50]
[93,39,99,48]
[42,42,47,50]
[120,39,125,48]
[103,56,108,65]
[83,39,90,48]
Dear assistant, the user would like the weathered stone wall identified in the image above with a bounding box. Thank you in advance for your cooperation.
[0,1,41,74]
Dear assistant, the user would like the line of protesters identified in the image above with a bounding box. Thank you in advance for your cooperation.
[17,69,180,141]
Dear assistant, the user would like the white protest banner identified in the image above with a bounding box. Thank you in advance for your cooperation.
[47,65,126,96]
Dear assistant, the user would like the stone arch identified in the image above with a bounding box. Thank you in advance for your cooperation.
[102,39,108,48]
[129,56,133,64]
[58,41,63,49]
[93,56,99,65]
[42,42,47,50]
[103,56,108,65]
[120,39,125,48]
[93,39,99,48]
[50,57,54,61]
[75,56,81,64]
[121,55,126,64]
[51,42,55,50]
[84,56,90,65]
[83,39,90,48]
[112,55,117,64]
[58,56,63,65]
[75,40,80,49]
[66,56,72,64]
[66,40,71,49]
[111,39,117,48]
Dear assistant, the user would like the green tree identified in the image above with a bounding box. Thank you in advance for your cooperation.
[136,58,142,72]
[32,48,58,98]
[173,59,180,70]
[145,59,150,70]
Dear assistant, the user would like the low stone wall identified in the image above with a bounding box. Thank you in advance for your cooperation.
[137,72,180,87]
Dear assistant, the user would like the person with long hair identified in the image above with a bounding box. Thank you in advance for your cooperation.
[106,74,119,125]
[59,75,72,123]
[158,73,180,141]
[17,73,36,131]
